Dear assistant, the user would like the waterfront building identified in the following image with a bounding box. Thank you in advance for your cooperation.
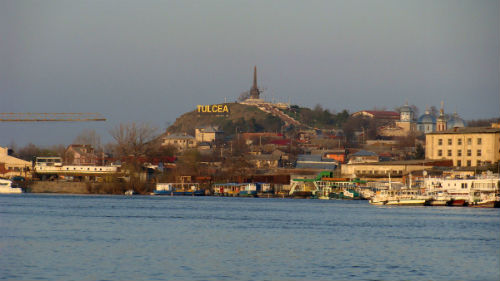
[0,147,31,178]
[341,159,453,181]
[425,124,500,167]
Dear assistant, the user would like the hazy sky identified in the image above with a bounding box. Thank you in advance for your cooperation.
[1,0,499,147]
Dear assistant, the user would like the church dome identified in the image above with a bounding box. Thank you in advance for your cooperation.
[400,104,413,113]
[418,112,436,124]
[447,113,466,129]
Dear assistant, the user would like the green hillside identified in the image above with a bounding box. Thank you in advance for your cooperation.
[166,103,284,136]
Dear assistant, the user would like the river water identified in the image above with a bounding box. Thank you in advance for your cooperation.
[0,194,499,281]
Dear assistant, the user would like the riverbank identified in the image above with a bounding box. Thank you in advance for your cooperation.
[27,181,152,194]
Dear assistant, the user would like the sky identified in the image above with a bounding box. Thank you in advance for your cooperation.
[1,0,499,147]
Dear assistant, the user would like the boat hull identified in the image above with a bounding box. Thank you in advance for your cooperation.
[0,187,23,194]
[469,201,499,208]
[386,199,426,206]
[447,199,468,207]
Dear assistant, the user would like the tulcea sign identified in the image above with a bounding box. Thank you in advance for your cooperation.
[197,104,230,114]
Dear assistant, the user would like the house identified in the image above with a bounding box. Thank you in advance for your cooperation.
[295,154,338,170]
[348,150,379,164]
[195,126,224,143]
[162,133,197,150]
[351,110,400,123]
[64,144,97,165]
[249,154,281,169]
[0,147,32,178]
[318,149,347,164]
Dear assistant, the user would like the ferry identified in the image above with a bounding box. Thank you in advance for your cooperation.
[369,189,428,206]
[0,178,23,194]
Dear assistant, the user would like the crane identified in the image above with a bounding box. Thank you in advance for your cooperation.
[0,113,106,122]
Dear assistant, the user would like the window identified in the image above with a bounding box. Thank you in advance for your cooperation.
[477,160,481,166]
[461,183,467,189]
[477,149,481,156]
[467,138,472,145]
[457,160,461,167]
[438,150,442,157]
[438,139,443,145]
[467,149,471,156]
[477,138,482,145]
[448,139,452,145]
[447,150,452,156]
[467,160,471,167]
[457,139,462,145]
[457,150,462,156]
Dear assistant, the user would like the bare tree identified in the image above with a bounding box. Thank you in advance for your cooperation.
[74,129,102,151]
[109,122,158,158]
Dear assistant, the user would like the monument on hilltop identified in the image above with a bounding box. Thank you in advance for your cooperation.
[249,66,260,99]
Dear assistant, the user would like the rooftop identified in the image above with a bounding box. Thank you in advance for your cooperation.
[427,127,500,135]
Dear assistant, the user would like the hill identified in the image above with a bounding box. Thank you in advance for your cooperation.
[166,103,285,136]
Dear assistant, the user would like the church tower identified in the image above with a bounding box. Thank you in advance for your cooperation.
[436,101,447,131]
[249,66,260,99]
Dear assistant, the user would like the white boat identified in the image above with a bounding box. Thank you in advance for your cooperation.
[369,188,428,206]
[0,178,23,194]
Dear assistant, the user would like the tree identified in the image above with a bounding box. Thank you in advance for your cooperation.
[109,122,158,158]
[74,129,102,151]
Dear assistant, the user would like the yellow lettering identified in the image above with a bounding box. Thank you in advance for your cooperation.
[197,105,202,112]
[223,105,229,112]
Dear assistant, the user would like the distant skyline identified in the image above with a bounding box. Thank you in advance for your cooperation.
[1,0,499,146]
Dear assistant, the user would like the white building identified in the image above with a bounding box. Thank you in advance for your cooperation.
[0,147,32,178]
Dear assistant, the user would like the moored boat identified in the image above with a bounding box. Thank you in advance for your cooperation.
[0,179,23,194]
[153,183,204,196]
[447,199,468,207]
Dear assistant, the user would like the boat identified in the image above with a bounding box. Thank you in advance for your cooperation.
[239,183,259,197]
[424,173,500,207]
[0,178,23,194]
[124,189,136,195]
[469,201,498,208]
[369,190,388,205]
[447,199,468,207]
[424,191,450,206]
[153,183,204,196]
[386,198,427,206]
[369,188,428,206]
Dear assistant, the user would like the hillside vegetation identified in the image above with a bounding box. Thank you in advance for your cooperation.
[166,103,284,136]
